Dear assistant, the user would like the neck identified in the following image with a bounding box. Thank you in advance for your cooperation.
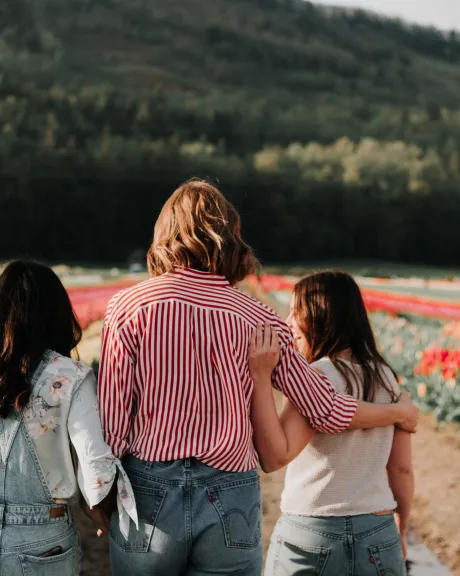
[335,348,354,362]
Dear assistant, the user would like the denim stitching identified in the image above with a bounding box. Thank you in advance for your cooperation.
[109,489,167,552]
[283,517,346,541]
[18,542,77,564]
[125,461,258,487]
[354,517,395,541]
[272,537,282,575]
[3,525,77,553]
[193,472,258,487]
[206,477,259,493]
[273,536,330,575]
[370,536,402,553]
[185,463,193,554]
[18,418,54,503]
[126,485,166,497]
[207,486,261,549]
[124,467,183,487]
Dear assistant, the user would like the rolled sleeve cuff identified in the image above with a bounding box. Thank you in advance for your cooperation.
[312,393,357,434]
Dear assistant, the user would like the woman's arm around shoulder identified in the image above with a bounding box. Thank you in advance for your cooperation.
[271,322,419,434]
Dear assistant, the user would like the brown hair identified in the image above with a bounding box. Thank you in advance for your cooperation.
[293,270,398,403]
[147,180,258,284]
[0,261,82,418]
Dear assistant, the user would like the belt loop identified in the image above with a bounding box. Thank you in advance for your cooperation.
[184,458,191,469]
[67,504,73,525]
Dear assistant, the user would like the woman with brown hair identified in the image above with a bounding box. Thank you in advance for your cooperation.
[249,271,414,576]
[98,181,418,576]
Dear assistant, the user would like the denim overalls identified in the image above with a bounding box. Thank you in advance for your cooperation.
[0,410,80,575]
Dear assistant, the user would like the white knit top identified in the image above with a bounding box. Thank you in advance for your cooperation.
[281,358,399,517]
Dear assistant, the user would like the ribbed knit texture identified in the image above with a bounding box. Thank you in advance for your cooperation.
[281,358,398,517]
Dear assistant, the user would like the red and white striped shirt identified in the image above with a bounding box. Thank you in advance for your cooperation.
[98,268,357,472]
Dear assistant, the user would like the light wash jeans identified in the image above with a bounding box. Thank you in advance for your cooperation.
[110,456,263,575]
[0,411,80,576]
[265,513,406,576]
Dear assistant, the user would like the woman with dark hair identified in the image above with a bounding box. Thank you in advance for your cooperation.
[0,261,137,576]
[249,271,414,576]
[98,181,417,576]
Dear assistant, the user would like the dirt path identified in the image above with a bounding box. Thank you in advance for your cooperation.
[409,414,460,575]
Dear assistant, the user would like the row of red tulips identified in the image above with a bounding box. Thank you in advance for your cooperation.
[69,274,460,335]
[247,274,460,320]
[414,347,460,382]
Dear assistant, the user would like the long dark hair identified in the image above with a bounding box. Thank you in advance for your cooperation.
[0,261,82,418]
[293,270,398,402]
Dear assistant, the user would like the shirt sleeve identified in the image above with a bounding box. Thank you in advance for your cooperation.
[272,336,357,434]
[97,312,136,459]
[68,370,138,536]
[67,371,118,506]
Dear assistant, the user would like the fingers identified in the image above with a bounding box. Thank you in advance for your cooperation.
[256,323,263,348]
[263,321,271,350]
[249,327,256,353]
[251,322,279,353]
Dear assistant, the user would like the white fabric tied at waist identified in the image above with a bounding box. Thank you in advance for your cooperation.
[78,457,138,540]
[114,460,138,539]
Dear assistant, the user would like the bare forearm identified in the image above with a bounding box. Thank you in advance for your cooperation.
[251,383,289,471]
[389,471,414,532]
[251,381,315,472]
[349,401,400,430]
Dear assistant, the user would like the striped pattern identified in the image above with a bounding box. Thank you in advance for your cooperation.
[98,268,357,472]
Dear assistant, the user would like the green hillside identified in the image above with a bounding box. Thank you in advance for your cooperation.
[2,0,460,153]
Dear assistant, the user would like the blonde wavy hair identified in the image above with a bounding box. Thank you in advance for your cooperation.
[147,180,258,284]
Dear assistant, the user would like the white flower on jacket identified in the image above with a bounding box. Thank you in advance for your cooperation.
[26,416,61,438]
[48,375,72,401]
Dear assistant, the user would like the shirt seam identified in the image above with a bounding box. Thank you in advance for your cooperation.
[113,298,290,340]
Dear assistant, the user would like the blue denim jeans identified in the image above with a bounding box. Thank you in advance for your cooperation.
[110,456,263,575]
[0,412,80,576]
[265,513,406,576]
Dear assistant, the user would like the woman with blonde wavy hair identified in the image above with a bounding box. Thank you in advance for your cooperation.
[97,180,418,576]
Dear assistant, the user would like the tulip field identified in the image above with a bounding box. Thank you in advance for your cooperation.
[68,279,138,330]
[372,313,460,425]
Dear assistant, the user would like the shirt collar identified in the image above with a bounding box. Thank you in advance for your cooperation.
[167,266,231,286]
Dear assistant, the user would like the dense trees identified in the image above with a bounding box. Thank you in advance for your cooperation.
[2,0,460,266]
[1,136,460,267]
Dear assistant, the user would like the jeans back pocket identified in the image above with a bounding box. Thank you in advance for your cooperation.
[370,536,405,576]
[271,537,330,576]
[18,544,80,576]
[207,476,261,549]
[110,484,167,553]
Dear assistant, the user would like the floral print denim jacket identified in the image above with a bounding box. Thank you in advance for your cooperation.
[25,350,138,539]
